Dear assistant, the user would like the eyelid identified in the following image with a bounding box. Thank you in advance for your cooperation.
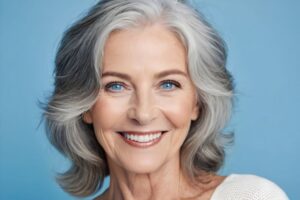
[103,79,182,92]
[104,81,128,92]
[159,79,182,89]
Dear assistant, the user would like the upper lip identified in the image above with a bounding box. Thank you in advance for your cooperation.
[117,130,168,135]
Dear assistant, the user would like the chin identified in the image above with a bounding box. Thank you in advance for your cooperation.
[108,151,172,175]
[123,155,167,174]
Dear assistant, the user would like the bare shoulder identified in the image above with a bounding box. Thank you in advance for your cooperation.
[211,174,289,200]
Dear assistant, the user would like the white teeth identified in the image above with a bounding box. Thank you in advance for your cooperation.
[123,132,162,143]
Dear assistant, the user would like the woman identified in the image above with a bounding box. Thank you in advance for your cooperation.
[43,0,289,199]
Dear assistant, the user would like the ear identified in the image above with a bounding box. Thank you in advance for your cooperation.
[191,101,200,121]
[191,92,200,121]
[82,110,93,124]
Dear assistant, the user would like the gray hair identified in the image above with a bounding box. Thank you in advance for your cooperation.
[42,0,234,197]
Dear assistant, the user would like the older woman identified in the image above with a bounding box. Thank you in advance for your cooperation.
[43,0,288,199]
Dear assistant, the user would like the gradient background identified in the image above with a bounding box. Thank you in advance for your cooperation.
[0,0,299,199]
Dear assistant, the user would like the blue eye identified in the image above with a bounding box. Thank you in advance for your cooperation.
[105,82,125,92]
[160,80,180,90]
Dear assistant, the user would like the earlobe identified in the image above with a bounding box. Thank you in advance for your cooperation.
[191,102,200,121]
[82,111,93,124]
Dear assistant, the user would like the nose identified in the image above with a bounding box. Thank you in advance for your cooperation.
[127,89,158,125]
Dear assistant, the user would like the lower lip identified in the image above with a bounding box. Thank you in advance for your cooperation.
[118,132,166,148]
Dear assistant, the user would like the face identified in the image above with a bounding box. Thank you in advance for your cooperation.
[84,24,199,174]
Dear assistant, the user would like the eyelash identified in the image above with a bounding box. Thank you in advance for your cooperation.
[104,81,127,92]
[103,80,182,92]
[160,80,182,90]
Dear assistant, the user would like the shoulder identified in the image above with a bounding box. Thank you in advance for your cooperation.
[211,174,289,200]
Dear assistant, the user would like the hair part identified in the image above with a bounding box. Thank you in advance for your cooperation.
[42,0,234,197]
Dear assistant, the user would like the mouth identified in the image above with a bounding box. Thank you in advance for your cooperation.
[116,130,168,147]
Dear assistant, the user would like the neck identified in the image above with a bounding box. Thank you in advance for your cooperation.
[105,153,196,200]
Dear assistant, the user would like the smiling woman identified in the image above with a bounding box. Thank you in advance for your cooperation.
[83,25,200,178]
[42,0,288,199]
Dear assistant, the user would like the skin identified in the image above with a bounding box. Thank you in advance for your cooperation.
[84,24,225,200]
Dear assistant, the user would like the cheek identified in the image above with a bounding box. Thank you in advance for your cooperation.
[91,96,128,130]
[90,96,128,151]
[156,94,195,156]
[157,94,196,128]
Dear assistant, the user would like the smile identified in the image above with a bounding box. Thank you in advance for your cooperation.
[117,131,168,148]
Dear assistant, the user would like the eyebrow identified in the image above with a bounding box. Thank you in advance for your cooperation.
[101,69,188,80]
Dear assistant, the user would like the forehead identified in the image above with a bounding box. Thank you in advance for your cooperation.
[102,24,187,74]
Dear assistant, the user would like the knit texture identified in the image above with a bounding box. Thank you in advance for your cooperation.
[211,174,289,200]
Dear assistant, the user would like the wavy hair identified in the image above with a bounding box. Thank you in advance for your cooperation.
[42,0,234,197]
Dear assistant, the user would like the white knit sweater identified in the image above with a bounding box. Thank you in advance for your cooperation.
[211,174,289,200]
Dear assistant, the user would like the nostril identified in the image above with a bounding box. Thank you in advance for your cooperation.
[126,104,159,126]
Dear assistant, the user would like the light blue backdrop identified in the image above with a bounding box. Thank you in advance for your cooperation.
[0,0,299,199]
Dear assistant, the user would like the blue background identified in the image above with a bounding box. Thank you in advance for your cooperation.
[0,0,299,199]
